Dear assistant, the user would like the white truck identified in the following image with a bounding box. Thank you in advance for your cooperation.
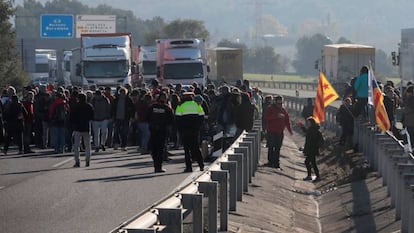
[321,43,375,83]
[138,45,157,85]
[75,33,136,88]
[206,47,243,85]
[156,38,209,86]
[62,50,72,87]
[30,49,57,85]
[392,28,414,84]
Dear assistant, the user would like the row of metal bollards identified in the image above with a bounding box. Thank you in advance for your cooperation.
[117,120,262,233]
[354,120,414,233]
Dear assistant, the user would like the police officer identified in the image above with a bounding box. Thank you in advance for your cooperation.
[147,92,174,173]
[175,92,205,172]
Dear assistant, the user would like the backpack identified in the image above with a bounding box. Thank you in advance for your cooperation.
[51,103,67,124]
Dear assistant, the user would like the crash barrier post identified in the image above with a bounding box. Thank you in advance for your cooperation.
[111,126,261,233]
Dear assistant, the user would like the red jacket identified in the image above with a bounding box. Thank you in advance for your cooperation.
[264,104,292,134]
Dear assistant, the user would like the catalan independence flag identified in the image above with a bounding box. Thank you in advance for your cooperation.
[368,68,390,131]
[313,72,340,123]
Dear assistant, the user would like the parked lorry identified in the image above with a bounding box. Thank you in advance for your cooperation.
[30,49,57,84]
[156,38,209,86]
[392,28,414,83]
[75,33,136,88]
[321,43,375,83]
[62,50,72,86]
[138,45,157,85]
[206,47,243,85]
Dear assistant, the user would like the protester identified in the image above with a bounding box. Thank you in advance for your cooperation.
[48,91,68,154]
[301,98,314,120]
[263,95,293,169]
[3,95,26,155]
[147,92,174,173]
[70,93,94,167]
[402,85,414,149]
[234,92,255,137]
[135,92,152,154]
[299,116,323,182]
[353,66,369,118]
[336,97,354,146]
[22,91,35,153]
[91,90,111,152]
[111,87,135,151]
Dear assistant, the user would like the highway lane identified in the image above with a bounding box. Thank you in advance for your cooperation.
[0,148,201,233]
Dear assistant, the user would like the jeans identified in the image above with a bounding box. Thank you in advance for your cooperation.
[267,132,284,166]
[137,122,150,152]
[42,121,49,148]
[73,131,91,164]
[51,126,65,153]
[113,119,130,148]
[92,120,108,148]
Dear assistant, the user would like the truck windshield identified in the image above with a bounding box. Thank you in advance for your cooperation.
[165,63,203,79]
[142,61,156,75]
[166,48,201,60]
[84,60,128,78]
[35,64,49,73]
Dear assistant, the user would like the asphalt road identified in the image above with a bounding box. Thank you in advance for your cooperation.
[0,147,200,233]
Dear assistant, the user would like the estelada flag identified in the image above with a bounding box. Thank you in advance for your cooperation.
[368,68,390,131]
[313,72,340,123]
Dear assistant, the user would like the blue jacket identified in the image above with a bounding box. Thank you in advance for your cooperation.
[354,73,368,98]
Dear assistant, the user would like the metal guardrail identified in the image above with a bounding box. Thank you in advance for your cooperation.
[110,120,262,233]
[249,80,318,91]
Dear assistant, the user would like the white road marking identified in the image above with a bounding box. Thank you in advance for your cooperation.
[52,158,73,168]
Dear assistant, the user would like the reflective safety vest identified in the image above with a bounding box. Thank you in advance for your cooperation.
[175,100,205,117]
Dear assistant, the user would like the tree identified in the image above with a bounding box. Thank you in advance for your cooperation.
[336,36,352,44]
[293,33,332,75]
[162,19,209,39]
[375,49,393,76]
[0,0,28,89]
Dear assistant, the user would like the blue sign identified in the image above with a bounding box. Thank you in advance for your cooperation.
[41,14,74,38]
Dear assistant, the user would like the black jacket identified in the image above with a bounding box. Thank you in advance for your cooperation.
[70,102,94,132]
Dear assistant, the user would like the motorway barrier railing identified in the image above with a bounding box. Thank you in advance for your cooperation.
[249,80,318,91]
[110,120,262,233]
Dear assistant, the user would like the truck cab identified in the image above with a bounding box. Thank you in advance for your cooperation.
[77,33,136,88]
[156,39,209,86]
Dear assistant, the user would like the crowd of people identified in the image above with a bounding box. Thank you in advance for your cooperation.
[0,79,262,173]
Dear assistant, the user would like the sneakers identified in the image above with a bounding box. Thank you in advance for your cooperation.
[121,147,127,152]
[313,176,321,182]
[303,176,312,181]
